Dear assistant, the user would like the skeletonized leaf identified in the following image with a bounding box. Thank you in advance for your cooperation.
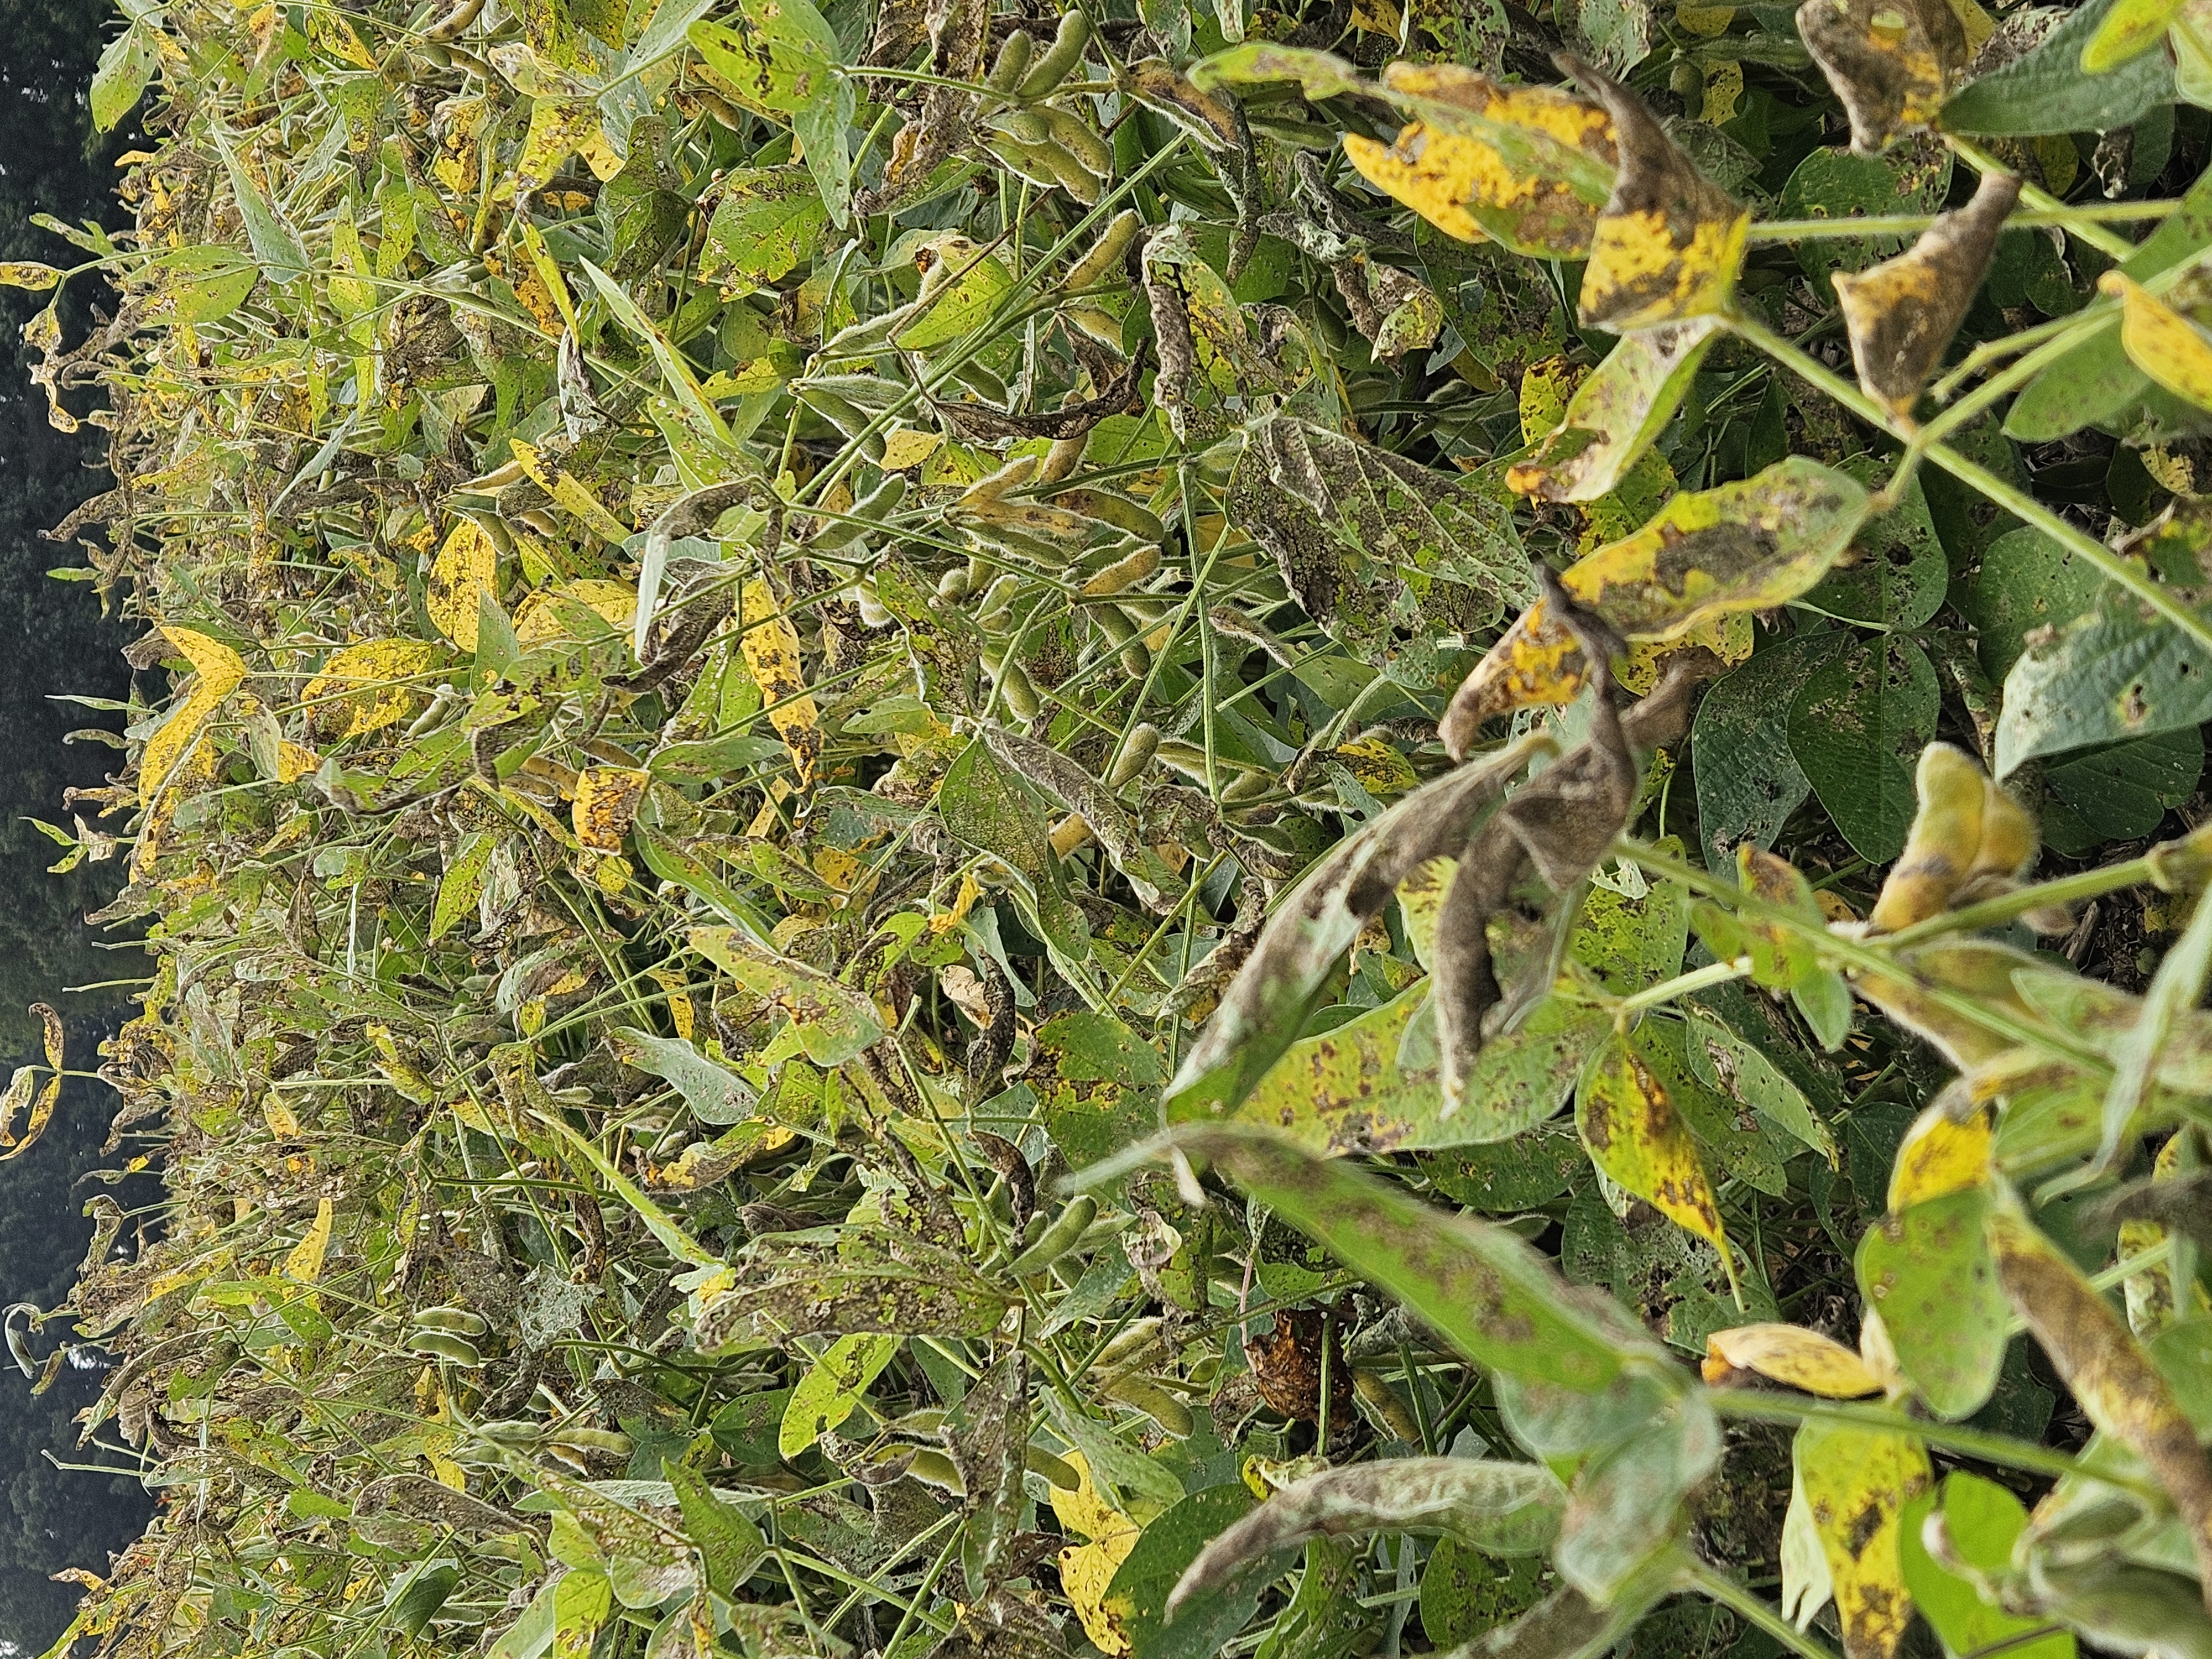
[1564,56,1750,332]
[1106,1124,1657,1391]
[1989,1206,2212,1600]
[1797,0,1965,155]
[1507,319,1722,502]
[1793,1421,1932,1659]
[1442,457,1869,742]
[738,578,822,787]
[1575,1032,1734,1274]
[1342,64,1618,256]
[1168,1459,1563,1618]
[1702,1323,1884,1396]
[426,521,500,652]
[1834,170,2021,424]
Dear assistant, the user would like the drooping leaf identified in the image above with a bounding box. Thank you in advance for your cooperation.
[688,927,886,1065]
[1574,1032,1735,1275]
[737,578,822,787]
[1702,1323,1885,1396]
[1792,1421,1932,1659]
[1798,0,1965,154]
[1507,320,1723,503]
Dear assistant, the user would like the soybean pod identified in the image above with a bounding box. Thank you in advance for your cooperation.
[1002,1193,1097,1277]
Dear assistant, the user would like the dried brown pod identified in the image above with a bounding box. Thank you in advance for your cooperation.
[1797,0,1966,156]
[1243,1306,1356,1426]
[1835,170,2022,425]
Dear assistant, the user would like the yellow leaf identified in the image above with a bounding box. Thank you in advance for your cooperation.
[426,520,500,651]
[302,639,444,740]
[0,262,62,291]
[779,1333,899,1457]
[0,1066,33,1147]
[1703,1323,1883,1397]
[2104,270,2212,413]
[263,1094,301,1139]
[1886,1102,1992,1209]
[33,1003,61,1074]
[571,768,648,852]
[141,627,249,795]
[1793,1422,1931,1659]
[2083,0,2181,82]
[1567,60,1749,332]
[1051,1451,1140,1656]
[515,579,638,646]
[1678,2,1736,32]
[1575,1031,1736,1285]
[282,1196,335,1284]
[878,427,943,469]
[739,578,823,786]
[1342,66,1617,257]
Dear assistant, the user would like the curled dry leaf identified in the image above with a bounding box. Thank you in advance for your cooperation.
[1561,55,1750,333]
[1441,457,1871,751]
[1834,170,2022,425]
[1167,1458,1564,1618]
[1702,1323,1886,1396]
[1798,0,1967,155]
[1342,64,1618,257]
[1867,742,2038,931]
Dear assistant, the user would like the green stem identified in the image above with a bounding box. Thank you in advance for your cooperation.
[1606,957,1753,1019]
[1948,135,2137,260]
[1747,200,2178,243]
[1707,1391,2160,1498]
[1881,836,2188,946]
[1680,1558,1840,1659]
[1727,311,2212,662]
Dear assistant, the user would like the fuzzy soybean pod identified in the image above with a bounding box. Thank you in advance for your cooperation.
[986,29,1035,94]
[408,1331,484,1366]
[1004,1193,1098,1276]
[1088,601,1151,678]
[1015,11,1091,101]
[995,660,1043,720]
[1107,723,1160,788]
[811,474,907,553]
[975,573,1024,627]
[1081,543,1162,597]
[411,1305,489,1338]
[795,384,885,465]
[1040,107,1114,181]
[1064,209,1142,294]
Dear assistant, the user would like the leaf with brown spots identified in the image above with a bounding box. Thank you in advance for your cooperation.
[1989,1206,2212,1613]
[1835,170,2020,424]
[738,577,822,788]
[1798,0,1966,155]
[1702,1323,1886,1397]
[1560,55,1750,333]
[1793,1421,1932,1659]
[571,768,648,853]
[1508,319,1723,503]
[1574,1031,1736,1287]
[425,520,500,652]
[1103,1124,1660,1392]
[1443,457,1868,747]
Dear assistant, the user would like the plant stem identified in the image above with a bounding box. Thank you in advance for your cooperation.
[1948,135,2138,259]
[1681,1558,1841,1659]
[1606,957,1753,1019]
[1726,311,2212,662]
[1747,200,2178,243]
[1880,839,2184,945]
[1706,1391,2162,1498]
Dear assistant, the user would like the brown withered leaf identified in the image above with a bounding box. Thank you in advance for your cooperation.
[1834,170,2021,425]
[1989,1207,2212,1615]
[1798,0,1966,157]
[1561,55,1749,333]
[1244,1306,1356,1426]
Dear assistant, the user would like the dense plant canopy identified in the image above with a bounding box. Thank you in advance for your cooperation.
[41,0,2212,1657]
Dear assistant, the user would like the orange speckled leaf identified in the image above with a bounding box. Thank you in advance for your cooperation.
[572,768,648,853]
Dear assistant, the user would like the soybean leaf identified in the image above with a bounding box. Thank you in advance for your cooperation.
[2042,728,2206,853]
[1943,0,2177,135]
[1994,589,2212,774]
[1802,467,1948,630]
[1792,1422,1933,1659]
[607,1029,761,1125]
[1960,526,2107,681]
[1692,635,1847,871]
[1788,635,1942,863]
[1858,1187,2009,1420]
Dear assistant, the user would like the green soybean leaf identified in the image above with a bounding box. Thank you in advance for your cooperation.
[91,21,157,133]
[2041,728,2206,853]
[1693,634,1847,871]
[1801,469,1948,630]
[1995,589,2212,774]
[429,829,499,944]
[607,1028,761,1125]
[1553,1395,1720,1602]
[1900,1474,2078,1659]
[1942,0,2177,135]
[1857,1186,2008,1420]
[701,168,828,286]
[688,927,886,1066]
[1787,635,1942,863]
[1960,526,2107,680]
[779,1333,899,1457]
